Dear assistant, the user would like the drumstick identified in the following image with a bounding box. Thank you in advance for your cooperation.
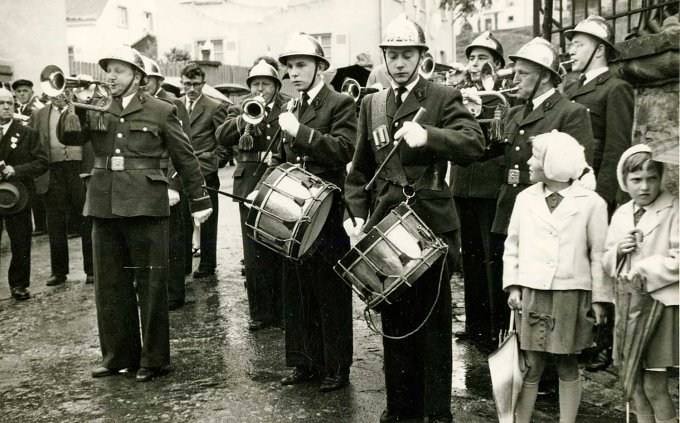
[364,107,426,191]
[202,185,252,203]
[340,194,356,226]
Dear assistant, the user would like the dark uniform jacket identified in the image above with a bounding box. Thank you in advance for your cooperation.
[261,84,356,190]
[156,88,192,192]
[0,120,48,188]
[485,90,594,234]
[564,70,634,206]
[217,92,288,199]
[180,94,228,176]
[345,77,485,234]
[60,91,211,218]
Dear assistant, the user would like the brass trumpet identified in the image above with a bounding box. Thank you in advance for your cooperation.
[242,95,266,124]
[340,78,379,102]
[419,52,436,80]
[39,65,113,112]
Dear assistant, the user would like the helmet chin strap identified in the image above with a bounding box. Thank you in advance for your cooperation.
[527,68,546,103]
[382,49,422,86]
[579,44,599,76]
[116,71,141,98]
[302,61,320,93]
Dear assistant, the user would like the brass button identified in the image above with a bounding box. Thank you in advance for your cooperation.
[143,127,148,132]
[117,133,123,138]
[514,164,519,169]
[515,146,520,151]
[266,124,271,128]
[394,122,399,127]
[266,136,271,140]
[115,149,121,154]
[119,118,124,123]
[519,129,525,135]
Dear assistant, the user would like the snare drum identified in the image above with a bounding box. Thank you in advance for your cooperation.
[246,163,338,261]
[334,203,447,311]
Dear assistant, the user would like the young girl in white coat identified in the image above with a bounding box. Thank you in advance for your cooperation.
[603,144,678,423]
[503,131,610,423]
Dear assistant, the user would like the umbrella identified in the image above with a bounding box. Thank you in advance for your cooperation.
[614,254,665,402]
[488,311,529,423]
[326,64,371,92]
[213,82,250,97]
[161,76,233,105]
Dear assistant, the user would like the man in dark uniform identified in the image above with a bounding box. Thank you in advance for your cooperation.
[60,46,212,382]
[141,55,193,310]
[344,15,485,423]
[248,34,356,393]
[216,57,286,331]
[180,64,228,279]
[450,31,510,349]
[0,87,48,300]
[565,15,634,372]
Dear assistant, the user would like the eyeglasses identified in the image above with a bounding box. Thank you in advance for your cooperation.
[182,81,204,89]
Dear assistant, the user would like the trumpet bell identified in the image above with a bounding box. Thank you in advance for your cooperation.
[40,65,66,97]
[39,65,113,112]
[341,78,361,102]
[419,52,436,80]
[242,95,266,125]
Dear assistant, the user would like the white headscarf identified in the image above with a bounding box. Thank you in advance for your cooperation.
[531,130,590,183]
[616,144,654,192]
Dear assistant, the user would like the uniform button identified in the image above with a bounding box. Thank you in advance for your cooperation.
[117,133,123,138]
[394,122,399,127]
[504,138,509,142]
[519,129,525,135]
[115,149,121,154]
[514,164,519,169]
[143,127,148,132]
[119,118,124,123]
[515,146,520,151]
[296,156,301,162]
[571,100,575,103]
[512,184,517,187]
[587,108,591,112]
[266,124,271,128]
[266,136,271,140]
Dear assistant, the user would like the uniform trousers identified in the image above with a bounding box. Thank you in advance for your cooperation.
[46,160,93,277]
[168,198,187,305]
[381,230,456,420]
[239,203,283,324]
[92,216,170,370]
[196,171,219,273]
[29,189,47,233]
[0,207,32,290]
[284,202,353,377]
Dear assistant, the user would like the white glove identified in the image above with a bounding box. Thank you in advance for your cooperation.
[192,208,213,226]
[168,189,180,207]
[278,112,300,138]
[343,217,366,248]
[394,121,427,148]
[244,190,258,208]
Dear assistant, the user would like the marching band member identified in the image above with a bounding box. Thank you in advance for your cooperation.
[59,46,212,382]
[249,34,357,392]
[344,15,484,423]
[216,56,286,331]
[450,31,510,349]
[565,15,635,373]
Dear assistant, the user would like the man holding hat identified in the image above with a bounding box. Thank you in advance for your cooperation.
[0,87,48,300]
[216,56,287,331]
[565,15,635,372]
[344,14,484,422]
[59,46,212,382]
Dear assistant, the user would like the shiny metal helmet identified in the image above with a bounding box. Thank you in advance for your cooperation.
[379,14,429,51]
[141,55,163,79]
[565,15,616,50]
[98,46,147,76]
[246,59,281,90]
[278,33,330,70]
[508,37,561,80]
[465,31,505,68]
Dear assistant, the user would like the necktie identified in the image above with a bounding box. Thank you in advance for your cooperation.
[298,92,309,119]
[545,192,563,213]
[188,100,194,114]
[522,101,534,119]
[395,86,407,108]
[633,207,646,226]
[576,74,587,89]
[114,97,123,110]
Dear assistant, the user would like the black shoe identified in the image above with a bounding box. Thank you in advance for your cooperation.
[585,348,613,372]
[193,269,215,279]
[85,275,94,284]
[11,287,30,301]
[136,367,168,382]
[319,373,349,392]
[380,409,421,423]
[168,300,185,311]
[280,367,317,386]
[46,274,67,286]
[426,415,453,423]
[91,366,132,378]
[248,320,270,331]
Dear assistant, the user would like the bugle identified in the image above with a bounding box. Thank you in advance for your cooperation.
[242,95,266,124]
[340,78,379,102]
[419,52,436,80]
[39,65,113,112]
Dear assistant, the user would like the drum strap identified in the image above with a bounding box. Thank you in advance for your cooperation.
[369,91,443,193]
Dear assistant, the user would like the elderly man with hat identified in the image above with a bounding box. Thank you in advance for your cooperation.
[59,46,212,382]
[216,56,287,331]
[0,87,48,300]
[565,15,635,372]
[344,14,484,422]
[12,79,44,121]
[248,33,357,393]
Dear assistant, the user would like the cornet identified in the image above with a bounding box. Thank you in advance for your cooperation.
[419,52,436,80]
[340,78,379,103]
[39,65,113,112]
[242,95,266,124]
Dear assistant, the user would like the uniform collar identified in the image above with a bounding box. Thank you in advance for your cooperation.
[302,80,324,103]
[532,88,556,109]
[583,66,609,85]
[390,76,420,100]
[121,91,137,109]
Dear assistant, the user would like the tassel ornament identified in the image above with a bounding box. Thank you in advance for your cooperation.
[62,100,82,133]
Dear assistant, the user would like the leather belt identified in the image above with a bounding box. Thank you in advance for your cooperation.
[93,156,169,171]
[507,169,531,185]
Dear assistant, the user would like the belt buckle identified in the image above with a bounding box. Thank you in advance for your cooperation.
[110,156,125,171]
[507,169,520,184]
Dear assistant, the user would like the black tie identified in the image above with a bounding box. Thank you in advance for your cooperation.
[576,74,587,89]
[545,192,563,213]
[395,86,407,108]
[298,92,309,119]
[522,101,534,119]
[633,207,646,226]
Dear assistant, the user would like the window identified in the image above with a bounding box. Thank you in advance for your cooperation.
[212,40,223,62]
[117,6,128,28]
[144,12,153,32]
[310,33,332,64]
[485,18,493,30]
[68,46,74,65]
[195,39,224,61]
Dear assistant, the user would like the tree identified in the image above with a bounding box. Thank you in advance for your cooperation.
[164,47,191,63]
[439,0,493,19]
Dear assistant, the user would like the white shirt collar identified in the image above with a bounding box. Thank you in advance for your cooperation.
[543,184,572,198]
[532,88,556,109]
[390,76,420,101]
[302,80,324,103]
[0,120,11,135]
[583,67,609,85]
[121,91,137,109]
[186,94,203,108]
